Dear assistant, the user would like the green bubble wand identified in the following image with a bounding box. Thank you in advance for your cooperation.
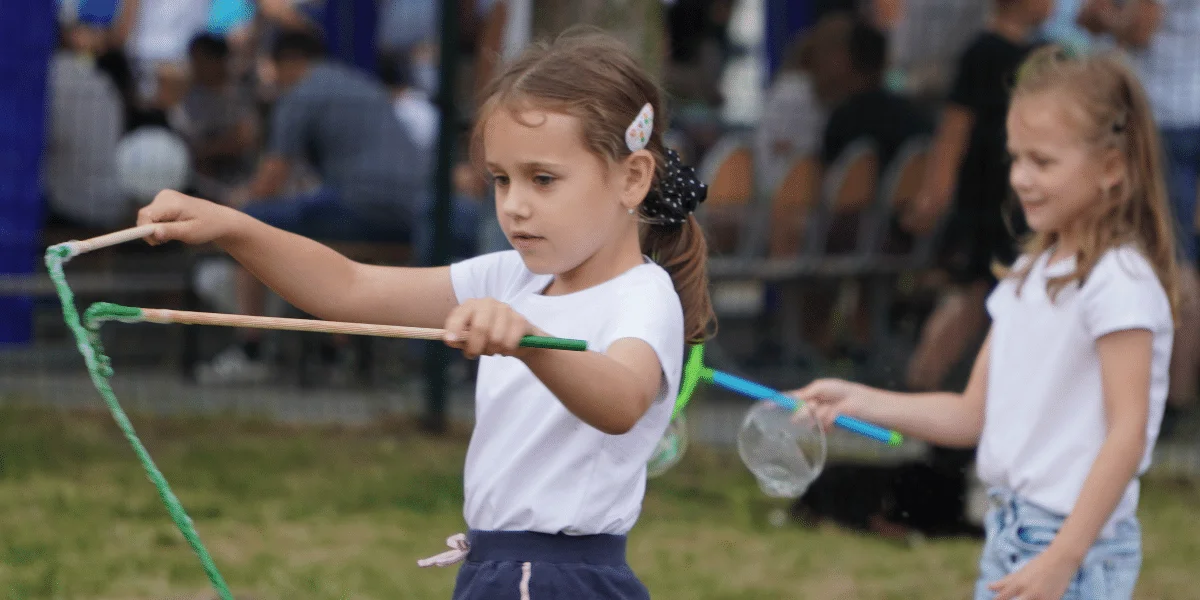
[648,345,903,478]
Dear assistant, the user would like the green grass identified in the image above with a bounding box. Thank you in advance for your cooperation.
[1,404,1198,600]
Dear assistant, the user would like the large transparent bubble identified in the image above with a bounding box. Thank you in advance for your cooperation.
[737,401,826,498]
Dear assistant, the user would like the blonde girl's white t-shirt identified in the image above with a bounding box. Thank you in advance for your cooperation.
[450,250,684,535]
[978,245,1174,536]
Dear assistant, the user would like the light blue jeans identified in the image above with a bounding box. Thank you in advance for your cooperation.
[974,488,1142,600]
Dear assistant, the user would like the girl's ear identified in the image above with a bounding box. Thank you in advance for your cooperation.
[621,149,656,211]
[1101,147,1126,194]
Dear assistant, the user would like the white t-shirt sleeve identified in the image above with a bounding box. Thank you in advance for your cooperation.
[449,250,531,304]
[605,273,686,404]
[1080,248,1172,340]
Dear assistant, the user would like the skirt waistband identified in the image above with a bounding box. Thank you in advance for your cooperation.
[466,530,628,566]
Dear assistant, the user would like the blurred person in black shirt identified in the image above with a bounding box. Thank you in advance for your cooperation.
[903,0,1052,392]
[817,18,932,174]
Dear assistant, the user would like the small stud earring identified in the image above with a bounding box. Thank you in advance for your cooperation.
[628,208,635,215]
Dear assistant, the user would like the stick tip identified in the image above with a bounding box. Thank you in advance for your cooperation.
[46,243,75,261]
[84,302,144,329]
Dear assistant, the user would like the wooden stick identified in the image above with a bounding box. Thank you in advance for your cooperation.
[138,309,587,351]
[142,309,449,340]
[65,225,161,257]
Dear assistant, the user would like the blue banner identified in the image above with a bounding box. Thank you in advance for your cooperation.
[0,0,54,344]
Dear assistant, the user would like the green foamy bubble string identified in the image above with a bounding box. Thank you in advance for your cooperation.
[45,244,234,600]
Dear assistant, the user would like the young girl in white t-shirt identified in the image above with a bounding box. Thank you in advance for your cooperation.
[792,47,1181,600]
[135,30,714,600]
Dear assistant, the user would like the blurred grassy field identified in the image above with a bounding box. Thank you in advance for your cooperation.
[1,404,1198,600]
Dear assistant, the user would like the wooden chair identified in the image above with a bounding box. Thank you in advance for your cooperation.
[695,135,754,255]
[857,138,931,375]
[767,156,821,258]
[864,138,930,256]
[807,140,879,256]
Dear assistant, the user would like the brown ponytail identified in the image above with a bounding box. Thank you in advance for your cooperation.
[643,216,715,342]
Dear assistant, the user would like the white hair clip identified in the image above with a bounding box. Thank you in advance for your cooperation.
[625,103,654,152]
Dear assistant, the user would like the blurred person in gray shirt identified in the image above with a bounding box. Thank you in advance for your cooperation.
[199,28,424,385]
[179,33,260,197]
[232,29,423,233]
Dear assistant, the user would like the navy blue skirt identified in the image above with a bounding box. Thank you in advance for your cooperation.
[452,530,651,600]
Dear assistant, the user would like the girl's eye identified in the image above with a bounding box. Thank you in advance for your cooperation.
[1032,155,1053,167]
[492,175,510,186]
[533,174,555,186]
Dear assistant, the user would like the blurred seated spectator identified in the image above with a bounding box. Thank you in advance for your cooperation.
[44,16,129,230]
[197,28,424,384]
[753,28,825,196]
[233,29,422,239]
[55,0,144,130]
[179,33,260,198]
[256,0,383,73]
[816,17,932,177]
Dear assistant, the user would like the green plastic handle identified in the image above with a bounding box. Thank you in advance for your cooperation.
[519,335,588,351]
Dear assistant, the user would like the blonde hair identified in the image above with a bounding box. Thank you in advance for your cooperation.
[471,29,716,342]
[999,46,1181,322]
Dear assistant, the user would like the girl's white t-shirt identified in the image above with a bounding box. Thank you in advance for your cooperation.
[450,250,684,535]
[979,245,1174,535]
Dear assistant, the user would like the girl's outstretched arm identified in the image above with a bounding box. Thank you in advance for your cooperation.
[792,332,992,448]
[139,191,459,328]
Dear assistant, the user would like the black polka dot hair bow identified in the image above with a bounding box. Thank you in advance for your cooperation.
[642,149,708,228]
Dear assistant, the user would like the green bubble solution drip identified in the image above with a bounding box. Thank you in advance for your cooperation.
[44,244,235,600]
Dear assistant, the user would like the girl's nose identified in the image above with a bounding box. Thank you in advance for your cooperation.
[499,189,530,221]
[1009,161,1032,194]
